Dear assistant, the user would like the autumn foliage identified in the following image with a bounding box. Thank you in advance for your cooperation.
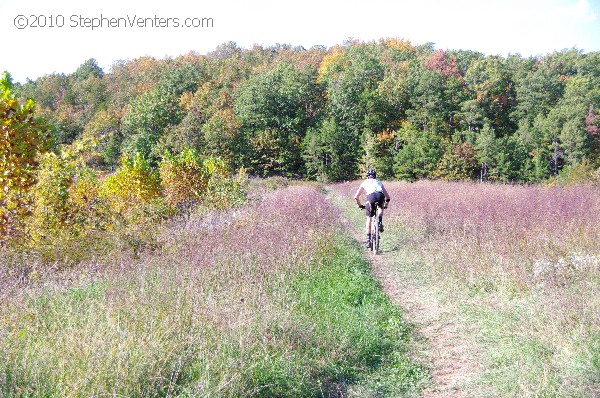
[159,148,244,212]
[0,72,51,240]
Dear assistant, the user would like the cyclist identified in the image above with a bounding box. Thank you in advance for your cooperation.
[354,170,391,248]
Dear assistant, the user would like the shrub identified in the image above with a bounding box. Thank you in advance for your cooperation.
[100,153,165,224]
[27,152,76,243]
[160,148,247,213]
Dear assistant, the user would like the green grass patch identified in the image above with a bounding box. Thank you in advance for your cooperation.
[291,233,427,396]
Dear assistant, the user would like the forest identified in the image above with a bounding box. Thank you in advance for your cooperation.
[2,38,600,247]
[10,38,600,182]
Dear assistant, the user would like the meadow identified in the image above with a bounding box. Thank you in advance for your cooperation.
[331,180,600,397]
[0,183,426,397]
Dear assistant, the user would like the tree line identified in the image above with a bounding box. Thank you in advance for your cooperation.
[11,39,600,183]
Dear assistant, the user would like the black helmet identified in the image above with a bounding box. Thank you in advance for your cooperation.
[366,169,376,178]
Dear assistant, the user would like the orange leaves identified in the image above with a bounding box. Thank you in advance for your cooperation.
[376,128,396,144]
[421,50,462,79]
[160,149,245,211]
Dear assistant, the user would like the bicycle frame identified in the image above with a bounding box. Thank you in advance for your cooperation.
[369,203,381,254]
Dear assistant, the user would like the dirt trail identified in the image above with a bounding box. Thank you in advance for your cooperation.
[343,219,485,398]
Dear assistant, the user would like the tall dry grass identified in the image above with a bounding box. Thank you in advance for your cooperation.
[0,183,423,397]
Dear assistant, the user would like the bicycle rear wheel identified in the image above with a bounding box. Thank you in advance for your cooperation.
[371,214,380,254]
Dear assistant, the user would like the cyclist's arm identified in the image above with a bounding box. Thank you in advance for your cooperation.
[354,186,365,207]
[382,185,391,201]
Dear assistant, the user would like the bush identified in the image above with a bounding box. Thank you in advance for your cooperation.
[100,153,166,224]
[160,148,247,214]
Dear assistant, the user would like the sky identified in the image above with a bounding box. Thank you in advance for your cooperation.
[1,0,599,83]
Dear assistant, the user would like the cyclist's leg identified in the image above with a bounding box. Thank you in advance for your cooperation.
[364,202,373,247]
[373,192,385,232]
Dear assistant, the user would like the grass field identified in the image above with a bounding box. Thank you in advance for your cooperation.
[0,183,426,397]
[331,180,600,397]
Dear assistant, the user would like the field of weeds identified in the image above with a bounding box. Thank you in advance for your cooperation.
[331,180,600,397]
[0,183,425,397]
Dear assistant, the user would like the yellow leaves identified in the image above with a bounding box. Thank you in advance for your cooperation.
[380,37,414,53]
[179,92,195,112]
[102,154,162,203]
[317,46,346,82]
[376,129,396,144]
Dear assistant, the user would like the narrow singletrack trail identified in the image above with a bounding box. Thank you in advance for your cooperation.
[366,253,482,398]
[336,208,488,398]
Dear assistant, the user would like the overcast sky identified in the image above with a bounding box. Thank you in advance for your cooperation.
[1,0,599,83]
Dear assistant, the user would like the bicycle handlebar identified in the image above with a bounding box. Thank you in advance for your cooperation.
[358,203,388,210]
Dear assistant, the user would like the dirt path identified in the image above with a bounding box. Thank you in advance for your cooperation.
[342,218,486,398]
[369,255,482,397]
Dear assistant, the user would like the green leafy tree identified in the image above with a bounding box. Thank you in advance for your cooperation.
[512,56,563,123]
[493,135,529,182]
[73,58,104,81]
[234,63,321,176]
[465,56,516,134]
[362,129,396,179]
[121,86,183,161]
[515,115,551,181]
[303,118,360,181]
[394,122,444,180]
[474,124,496,181]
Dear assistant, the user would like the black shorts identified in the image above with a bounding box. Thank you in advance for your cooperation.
[365,192,385,217]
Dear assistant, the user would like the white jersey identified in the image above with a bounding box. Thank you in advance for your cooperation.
[359,178,384,195]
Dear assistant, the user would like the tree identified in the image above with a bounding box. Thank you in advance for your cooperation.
[432,141,479,181]
[303,118,359,181]
[515,115,550,181]
[493,135,528,182]
[1,72,52,239]
[100,153,164,224]
[362,129,396,180]
[394,122,444,180]
[121,86,183,161]
[73,59,104,81]
[512,56,563,123]
[585,106,600,166]
[474,124,496,181]
[82,108,121,166]
[159,148,212,213]
[465,56,516,134]
[160,149,245,213]
[234,63,321,176]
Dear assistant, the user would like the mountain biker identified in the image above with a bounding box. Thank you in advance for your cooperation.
[354,170,391,248]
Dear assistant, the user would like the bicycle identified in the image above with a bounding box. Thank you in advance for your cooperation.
[361,201,386,255]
